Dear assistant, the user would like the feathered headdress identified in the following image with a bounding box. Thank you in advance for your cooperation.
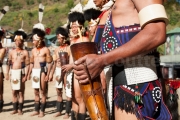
[84,8,102,26]
[56,26,68,39]
[18,19,24,32]
[0,6,9,36]
[0,6,9,21]
[14,30,27,41]
[33,3,45,31]
[83,0,101,27]
[101,0,115,11]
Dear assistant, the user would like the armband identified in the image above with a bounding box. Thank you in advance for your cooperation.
[30,57,34,63]
[46,56,53,63]
[138,4,168,28]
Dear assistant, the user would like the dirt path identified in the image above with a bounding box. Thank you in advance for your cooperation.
[0,79,71,120]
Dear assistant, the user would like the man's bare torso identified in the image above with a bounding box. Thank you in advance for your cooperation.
[10,49,27,69]
[55,45,69,67]
[100,0,163,27]
[32,47,48,68]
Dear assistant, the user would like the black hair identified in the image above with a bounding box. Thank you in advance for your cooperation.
[32,28,46,39]
[56,27,68,38]
[68,11,85,25]
[84,8,102,22]
[0,30,4,37]
[14,30,27,40]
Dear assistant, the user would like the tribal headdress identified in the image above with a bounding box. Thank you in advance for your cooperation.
[83,0,101,26]
[14,29,27,41]
[32,3,45,41]
[0,6,9,37]
[0,6,9,21]
[68,3,85,38]
[55,26,69,46]
[56,27,68,39]
[33,3,45,31]
[32,3,46,47]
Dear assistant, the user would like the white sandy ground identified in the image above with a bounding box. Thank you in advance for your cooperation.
[0,79,77,120]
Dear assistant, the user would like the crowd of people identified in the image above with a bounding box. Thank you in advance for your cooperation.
[0,0,174,120]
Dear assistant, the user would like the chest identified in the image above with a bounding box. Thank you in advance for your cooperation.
[12,50,25,59]
[33,48,46,57]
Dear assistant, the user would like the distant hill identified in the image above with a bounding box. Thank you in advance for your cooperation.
[0,0,179,35]
[0,0,76,34]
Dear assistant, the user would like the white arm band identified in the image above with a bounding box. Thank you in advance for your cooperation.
[138,4,169,28]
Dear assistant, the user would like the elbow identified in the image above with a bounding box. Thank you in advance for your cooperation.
[148,21,167,47]
[156,30,166,46]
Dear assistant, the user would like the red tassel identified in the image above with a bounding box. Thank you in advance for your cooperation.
[45,28,51,35]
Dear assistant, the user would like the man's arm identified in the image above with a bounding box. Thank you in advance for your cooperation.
[49,49,57,81]
[102,0,167,65]
[0,48,6,63]
[45,48,53,81]
[27,50,34,80]
[22,51,30,82]
[5,51,12,80]
[73,0,168,83]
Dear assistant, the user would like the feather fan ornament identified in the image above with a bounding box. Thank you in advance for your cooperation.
[33,3,45,31]
[83,0,97,11]
[0,6,9,21]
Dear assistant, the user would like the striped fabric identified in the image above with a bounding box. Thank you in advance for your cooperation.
[94,11,172,119]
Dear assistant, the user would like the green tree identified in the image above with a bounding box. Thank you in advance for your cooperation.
[67,0,74,9]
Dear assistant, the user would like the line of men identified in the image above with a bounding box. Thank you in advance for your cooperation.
[0,0,174,120]
[0,1,109,119]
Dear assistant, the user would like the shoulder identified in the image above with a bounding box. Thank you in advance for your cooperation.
[44,47,51,53]
[44,47,50,51]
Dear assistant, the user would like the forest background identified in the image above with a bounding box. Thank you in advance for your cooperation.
[0,0,180,54]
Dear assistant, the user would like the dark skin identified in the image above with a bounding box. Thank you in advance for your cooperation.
[7,38,29,115]
[73,0,166,119]
[27,39,52,117]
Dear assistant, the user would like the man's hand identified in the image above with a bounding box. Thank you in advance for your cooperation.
[73,54,104,84]
[22,76,27,82]
[49,74,53,81]
[5,74,9,81]
[45,76,49,82]
[27,75,31,80]
[61,64,73,72]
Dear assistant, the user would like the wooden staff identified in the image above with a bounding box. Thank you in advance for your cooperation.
[58,51,69,84]
[71,41,109,120]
